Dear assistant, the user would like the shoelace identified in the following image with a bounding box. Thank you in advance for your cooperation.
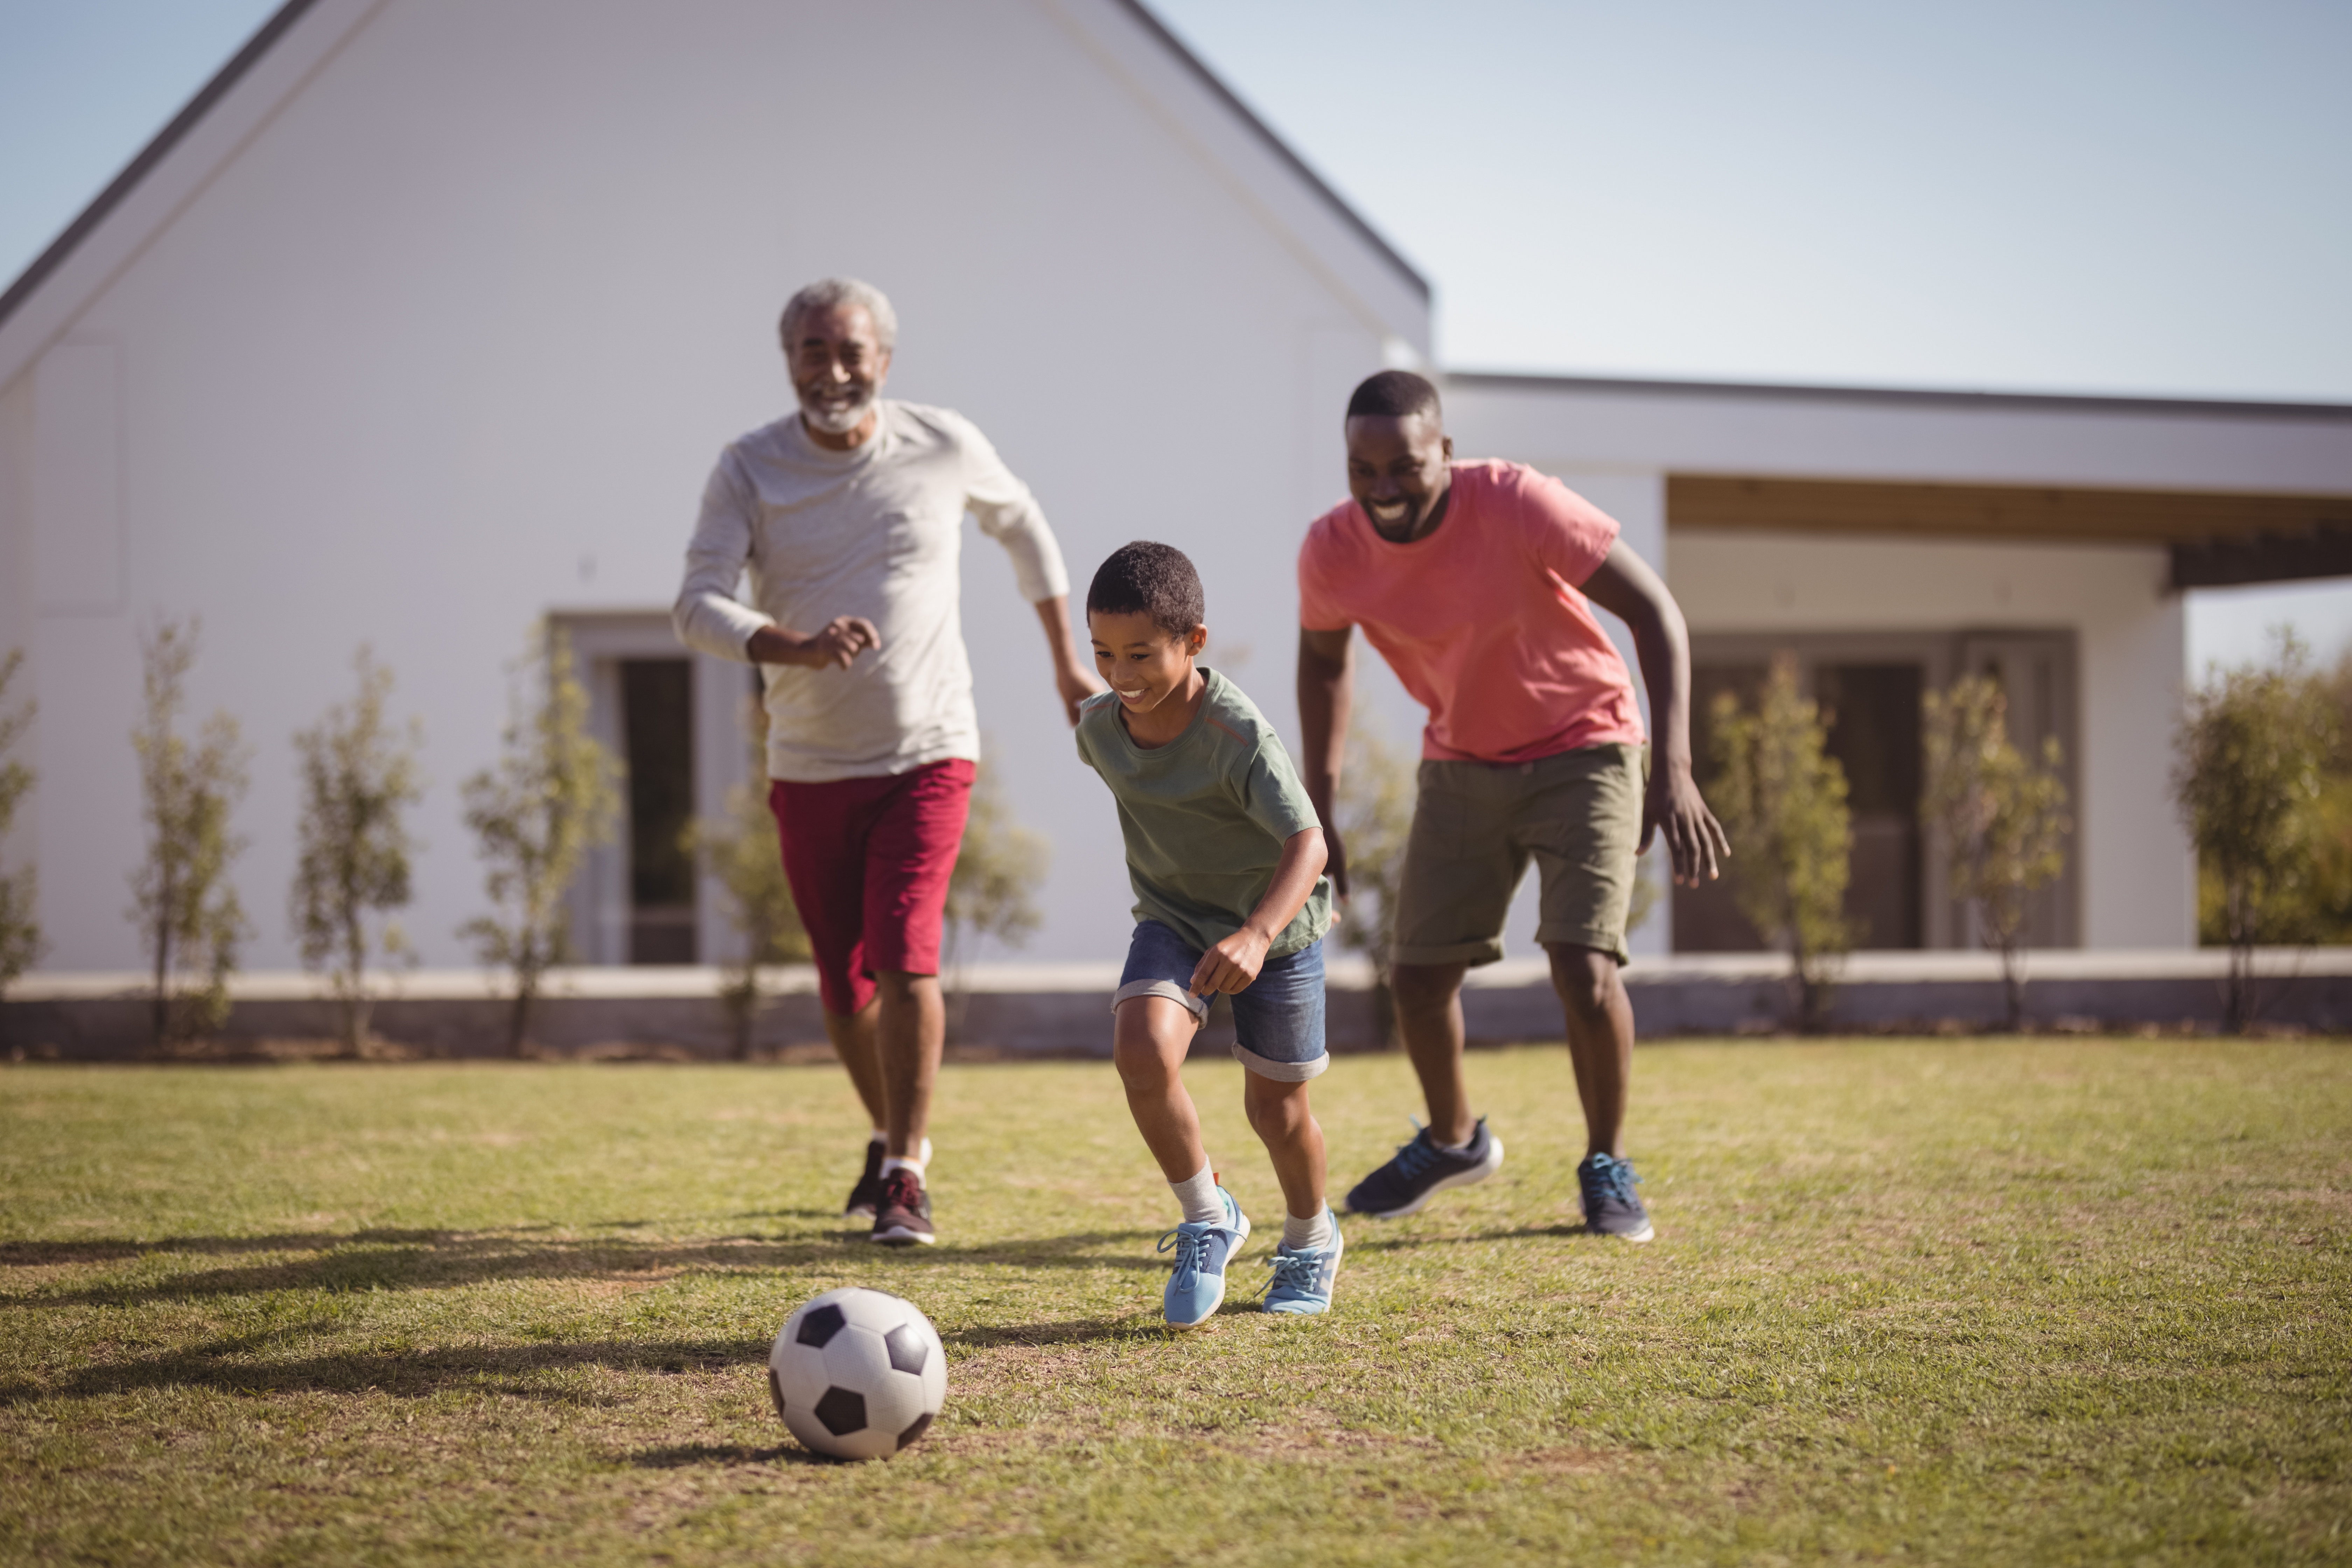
[1156,1226,1209,1286]
[1388,1118,1441,1180]
[1255,1248,1323,1300]
[878,1170,923,1209]
[1585,1155,1642,1206]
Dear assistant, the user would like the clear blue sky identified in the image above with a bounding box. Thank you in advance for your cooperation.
[5,0,2348,666]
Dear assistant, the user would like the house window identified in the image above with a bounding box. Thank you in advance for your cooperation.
[620,659,696,964]
[1674,631,2078,953]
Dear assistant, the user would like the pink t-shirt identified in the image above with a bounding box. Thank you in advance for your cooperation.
[1297,460,1645,764]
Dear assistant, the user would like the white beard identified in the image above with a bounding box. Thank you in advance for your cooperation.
[802,389,878,435]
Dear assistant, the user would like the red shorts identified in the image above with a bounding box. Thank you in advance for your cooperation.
[768,758,974,1017]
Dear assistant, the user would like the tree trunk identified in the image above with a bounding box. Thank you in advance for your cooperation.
[1998,938,2024,1032]
[342,909,369,1056]
[506,980,535,1058]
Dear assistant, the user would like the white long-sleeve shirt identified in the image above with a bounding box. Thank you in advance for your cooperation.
[673,401,1071,783]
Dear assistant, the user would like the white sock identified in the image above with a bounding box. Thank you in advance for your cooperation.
[876,1137,931,1168]
[869,1128,887,1145]
[1282,1206,1335,1252]
[1169,1161,1224,1226]
[1432,1122,1476,1156]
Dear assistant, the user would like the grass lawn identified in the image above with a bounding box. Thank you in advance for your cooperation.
[1,1040,2347,1566]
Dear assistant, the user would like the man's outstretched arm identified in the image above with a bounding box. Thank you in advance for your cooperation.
[1296,625,1356,897]
[1579,540,1730,887]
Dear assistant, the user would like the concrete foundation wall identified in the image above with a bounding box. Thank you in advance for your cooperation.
[10,952,2344,1061]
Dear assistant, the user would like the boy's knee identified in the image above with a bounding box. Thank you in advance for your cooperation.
[1112,1042,1175,1095]
[1243,1074,1310,1128]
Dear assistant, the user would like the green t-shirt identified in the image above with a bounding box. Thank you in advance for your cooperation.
[1074,666,1333,958]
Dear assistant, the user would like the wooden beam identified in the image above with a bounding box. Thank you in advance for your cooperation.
[1668,475,2352,548]
[2170,526,2352,589]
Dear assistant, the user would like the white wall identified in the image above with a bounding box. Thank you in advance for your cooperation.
[1667,530,2192,949]
[0,0,1423,971]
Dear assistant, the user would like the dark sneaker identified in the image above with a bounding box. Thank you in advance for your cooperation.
[1344,1117,1505,1218]
[844,1138,886,1219]
[1577,1152,1654,1242]
[870,1170,936,1247]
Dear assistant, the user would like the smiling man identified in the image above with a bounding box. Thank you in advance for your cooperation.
[674,277,1097,1246]
[1296,370,1729,1241]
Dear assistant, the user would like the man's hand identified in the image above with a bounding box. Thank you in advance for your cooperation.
[1034,596,1100,727]
[1321,824,1351,901]
[1053,659,1100,727]
[747,616,879,671]
[1191,925,1273,997]
[1644,756,1731,887]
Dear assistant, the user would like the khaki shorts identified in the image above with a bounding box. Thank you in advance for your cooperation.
[1392,742,1646,969]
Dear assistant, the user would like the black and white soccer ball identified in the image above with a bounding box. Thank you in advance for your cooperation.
[768,1287,948,1461]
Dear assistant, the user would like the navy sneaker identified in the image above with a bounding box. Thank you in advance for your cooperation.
[1344,1117,1505,1219]
[1577,1152,1654,1242]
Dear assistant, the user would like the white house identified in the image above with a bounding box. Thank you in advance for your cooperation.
[4,0,2350,978]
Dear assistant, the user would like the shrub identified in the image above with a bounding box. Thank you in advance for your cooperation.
[128,619,251,1050]
[2173,631,2336,1032]
[942,754,1048,1040]
[1707,654,1855,1029]
[1922,674,2072,1031]
[684,697,809,1060]
[0,649,42,998]
[1330,719,1416,1046]
[290,648,424,1056]
[460,625,620,1056]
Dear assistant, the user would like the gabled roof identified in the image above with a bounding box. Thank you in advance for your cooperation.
[0,0,1427,364]
[0,0,325,331]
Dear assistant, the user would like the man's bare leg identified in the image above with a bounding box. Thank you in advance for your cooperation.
[822,998,888,1132]
[1391,961,1474,1147]
[874,969,943,1159]
[1346,959,1502,1218]
[1546,944,1632,1158]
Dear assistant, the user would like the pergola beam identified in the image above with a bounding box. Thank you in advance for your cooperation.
[1668,474,2352,588]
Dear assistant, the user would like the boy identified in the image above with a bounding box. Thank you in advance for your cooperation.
[1076,541,1343,1327]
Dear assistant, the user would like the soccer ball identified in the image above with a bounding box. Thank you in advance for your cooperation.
[768,1287,948,1460]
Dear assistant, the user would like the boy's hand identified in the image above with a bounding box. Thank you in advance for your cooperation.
[1191,926,1272,996]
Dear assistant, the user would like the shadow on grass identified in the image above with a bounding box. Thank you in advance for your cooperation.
[1346,1224,1586,1253]
[5,1227,1171,1307]
[943,1315,1150,1349]
[629,1442,837,1469]
[0,1335,776,1407]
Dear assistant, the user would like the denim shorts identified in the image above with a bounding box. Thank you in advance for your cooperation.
[1112,920,1328,1082]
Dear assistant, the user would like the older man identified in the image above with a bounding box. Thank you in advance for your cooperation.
[676,277,1096,1246]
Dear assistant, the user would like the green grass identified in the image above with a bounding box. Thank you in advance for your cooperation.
[1,1040,2347,1566]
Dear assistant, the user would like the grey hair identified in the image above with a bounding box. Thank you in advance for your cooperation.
[778,277,898,354]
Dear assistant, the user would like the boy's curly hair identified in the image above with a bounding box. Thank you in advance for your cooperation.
[1086,541,1205,637]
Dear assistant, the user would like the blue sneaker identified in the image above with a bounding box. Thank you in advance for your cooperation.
[1344,1117,1504,1218]
[1260,1213,1344,1317]
[1577,1152,1654,1242]
[1157,1186,1250,1329]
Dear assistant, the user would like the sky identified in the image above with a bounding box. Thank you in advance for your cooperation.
[3,0,2349,668]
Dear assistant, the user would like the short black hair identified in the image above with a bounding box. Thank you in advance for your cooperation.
[1346,369,1441,422]
[1087,541,1205,637]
